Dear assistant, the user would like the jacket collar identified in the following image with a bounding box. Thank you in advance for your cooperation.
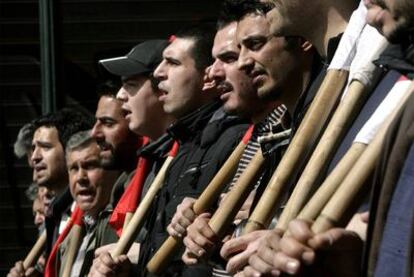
[47,187,73,220]
[402,30,414,67]
[167,100,222,143]
[137,133,174,160]
[374,43,414,76]
[374,29,414,77]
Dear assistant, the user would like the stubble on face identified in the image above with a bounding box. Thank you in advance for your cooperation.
[93,96,137,170]
[31,127,67,190]
[211,23,258,117]
[156,38,205,118]
[237,14,286,101]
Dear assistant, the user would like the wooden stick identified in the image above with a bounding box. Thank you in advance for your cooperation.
[312,83,414,234]
[297,142,366,222]
[111,155,175,258]
[61,225,83,277]
[243,70,348,234]
[122,212,133,231]
[209,148,265,238]
[146,133,251,273]
[312,136,384,233]
[193,142,250,214]
[23,231,47,270]
[277,25,388,231]
[276,80,369,231]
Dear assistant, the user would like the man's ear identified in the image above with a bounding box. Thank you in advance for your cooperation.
[202,66,218,94]
[300,39,313,52]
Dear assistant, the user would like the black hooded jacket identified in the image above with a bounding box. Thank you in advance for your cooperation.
[138,101,248,276]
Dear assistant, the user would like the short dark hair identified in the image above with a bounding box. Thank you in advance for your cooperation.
[96,79,120,99]
[121,72,159,90]
[220,0,274,24]
[216,1,239,30]
[175,23,215,71]
[32,108,94,149]
[223,0,303,50]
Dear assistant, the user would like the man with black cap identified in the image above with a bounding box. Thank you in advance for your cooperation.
[95,39,175,207]
[87,40,176,275]
[100,40,176,141]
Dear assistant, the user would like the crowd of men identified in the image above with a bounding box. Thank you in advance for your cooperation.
[7,0,414,276]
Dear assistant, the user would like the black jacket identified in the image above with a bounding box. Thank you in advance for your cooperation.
[138,101,248,276]
[44,188,73,258]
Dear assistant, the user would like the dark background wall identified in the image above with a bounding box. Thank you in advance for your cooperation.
[0,0,221,273]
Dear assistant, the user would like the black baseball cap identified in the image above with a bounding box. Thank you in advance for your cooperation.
[99,39,169,77]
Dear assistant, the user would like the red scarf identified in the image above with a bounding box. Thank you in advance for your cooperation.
[108,137,152,237]
[109,140,179,237]
[44,205,83,277]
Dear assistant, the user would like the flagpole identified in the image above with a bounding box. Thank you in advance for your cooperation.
[275,25,388,231]
[297,142,366,222]
[121,137,151,232]
[61,225,83,277]
[242,2,368,234]
[312,81,414,233]
[243,70,348,234]
[146,126,254,273]
[208,148,265,237]
[122,213,134,231]
[23,231,47,270]
[111,142,179,258]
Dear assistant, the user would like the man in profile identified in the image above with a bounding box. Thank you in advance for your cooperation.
[8,109,93,277]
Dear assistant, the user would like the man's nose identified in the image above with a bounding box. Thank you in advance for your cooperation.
[91,121,103,139]
[209,60,225,80]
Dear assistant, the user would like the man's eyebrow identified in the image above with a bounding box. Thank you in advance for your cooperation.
[165,56,180,64]
[97,116,116,122]
[84,157,100,163]
[242,34,266,42]
[217,50,238,60]
[35,140,53,147]
[82,157,101,166]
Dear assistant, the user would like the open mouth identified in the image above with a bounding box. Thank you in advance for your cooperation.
[97,140,111,152]
[158,87,169,101]
[76,189,95,202]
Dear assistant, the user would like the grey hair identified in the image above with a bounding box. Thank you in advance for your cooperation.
[65,130,95,156]
[14,123,35,158]
[25,182,38,201]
